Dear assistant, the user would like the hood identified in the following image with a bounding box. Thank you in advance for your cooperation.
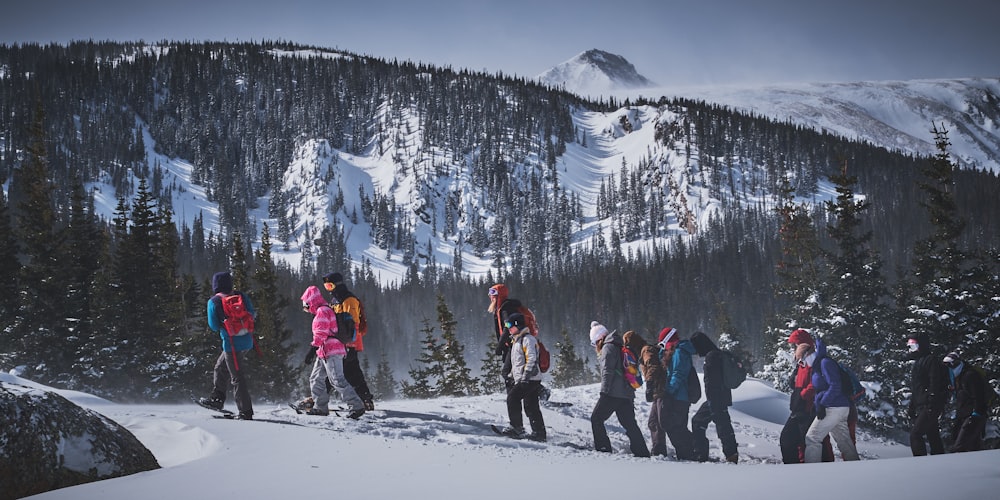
[906,333,932,360]
[690,331,718,356]
[814,337,829,360]
[212,271,233,294]
[489,283,509,304]
[300,285,327,314]
[676,339,696,355]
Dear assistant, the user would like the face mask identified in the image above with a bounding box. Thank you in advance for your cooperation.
[907,340,919,352]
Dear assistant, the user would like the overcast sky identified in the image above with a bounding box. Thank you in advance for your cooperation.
[3,0,997,87]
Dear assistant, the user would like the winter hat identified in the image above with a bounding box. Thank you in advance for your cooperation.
[589,321,609,346]
[323,272,345,285]
[212,271,233,294]
[657,327,678,347]
[507,313,526,330]
[788,328,814,346]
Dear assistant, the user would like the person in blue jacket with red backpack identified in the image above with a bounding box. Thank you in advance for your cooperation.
[803,338,859,462]
[198,271,256,420]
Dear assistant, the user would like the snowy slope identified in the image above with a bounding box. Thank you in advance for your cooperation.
[5,372,998,499]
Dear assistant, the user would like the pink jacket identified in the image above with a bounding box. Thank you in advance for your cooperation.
[301,286,346,359]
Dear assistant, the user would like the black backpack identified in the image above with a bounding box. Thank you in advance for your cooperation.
[720,350,748,389]
[333,312,356,344]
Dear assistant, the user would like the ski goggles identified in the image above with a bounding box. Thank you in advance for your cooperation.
[488,288,499,296]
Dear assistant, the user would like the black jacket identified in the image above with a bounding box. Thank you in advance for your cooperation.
[690,331,732,407]
[906,335,947,412]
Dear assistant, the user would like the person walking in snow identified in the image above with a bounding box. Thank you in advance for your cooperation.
[496,312,546,441]
[300,285,365,419]
[906,334,948,456]
[943,351,989,453]
[646,327,697,460]
[803,337,859,462]
[779,328,835,463]
[589,323,650,457]
[487,284,529,392]
[198,271,256,420]
[689,331,739,463]
[323,272,375,411]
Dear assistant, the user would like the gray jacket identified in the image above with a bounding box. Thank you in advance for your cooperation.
[599,331,634,399]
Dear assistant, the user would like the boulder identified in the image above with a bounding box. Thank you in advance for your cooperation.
[0,383,160,499]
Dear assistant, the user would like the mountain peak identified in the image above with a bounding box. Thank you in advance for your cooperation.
[537,49,655,95]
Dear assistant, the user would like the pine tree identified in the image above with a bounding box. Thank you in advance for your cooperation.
[0,185,20,327]
[479,333,507,394]
[250,222,298,401]
[760,176,825,389]
[550,328,589,388]
[820,162,899,431]
[10,98,65,382]
[434,293,480,397]
[901,125,980,351]
[370,351,398,401]
[400,319,443,399]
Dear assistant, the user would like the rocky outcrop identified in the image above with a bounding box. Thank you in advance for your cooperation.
[0,383,160,499]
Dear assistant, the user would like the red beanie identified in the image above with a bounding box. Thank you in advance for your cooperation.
[788,328,814,346]
[658,327,678,346]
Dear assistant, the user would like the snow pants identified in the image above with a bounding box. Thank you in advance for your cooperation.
[310,353,363,412]
[591,393,650,457]
[691,399,738,460]
[211,349,253,417]
[805,405,859,462]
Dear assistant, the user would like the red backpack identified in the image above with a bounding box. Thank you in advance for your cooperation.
[537,340,551,373]
[218,293,255,336]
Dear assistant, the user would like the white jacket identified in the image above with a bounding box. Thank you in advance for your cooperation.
[510,330,543,384]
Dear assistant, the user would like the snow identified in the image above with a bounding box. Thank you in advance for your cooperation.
[4,372,998,499]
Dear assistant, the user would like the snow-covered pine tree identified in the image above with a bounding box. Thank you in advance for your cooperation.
[818,162,900,432]
[760,176,825,390]
[434,293,480,397]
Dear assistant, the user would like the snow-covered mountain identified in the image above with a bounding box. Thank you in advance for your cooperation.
[631,78,1000,172]
[537,49,656,95]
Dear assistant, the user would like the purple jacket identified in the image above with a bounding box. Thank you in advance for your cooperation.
[811,339,851,409]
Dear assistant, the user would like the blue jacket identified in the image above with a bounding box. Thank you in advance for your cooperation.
[811,338,851,409]
[208,292,257,353]
[664,340,696,402]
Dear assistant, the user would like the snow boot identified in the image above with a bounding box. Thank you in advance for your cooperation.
[198,396,224,411]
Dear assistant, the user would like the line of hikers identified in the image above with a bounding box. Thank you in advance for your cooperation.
[198,276,993,460]
[489,285,994,461]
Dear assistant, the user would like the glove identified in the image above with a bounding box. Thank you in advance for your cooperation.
[304,346,318,364]
[816,405,826,420]
[645,390,654,403]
